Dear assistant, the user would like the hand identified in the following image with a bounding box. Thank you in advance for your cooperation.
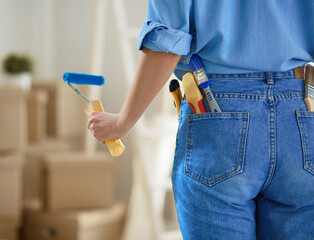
[87,112,126,143]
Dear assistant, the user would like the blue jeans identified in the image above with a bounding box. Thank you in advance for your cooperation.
[172,70,314,240]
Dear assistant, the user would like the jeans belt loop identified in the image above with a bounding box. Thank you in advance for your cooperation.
[294,66,305,79]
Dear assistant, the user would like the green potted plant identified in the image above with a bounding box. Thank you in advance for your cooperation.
[2,53,34,90]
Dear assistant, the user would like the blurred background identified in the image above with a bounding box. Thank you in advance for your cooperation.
[0,0,182,239]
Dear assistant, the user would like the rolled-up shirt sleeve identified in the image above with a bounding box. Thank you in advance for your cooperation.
[137,0,194,56]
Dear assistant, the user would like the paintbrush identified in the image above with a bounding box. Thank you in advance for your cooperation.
[182,73,206,114]
[304,63,314,111]
[190,54,221,112]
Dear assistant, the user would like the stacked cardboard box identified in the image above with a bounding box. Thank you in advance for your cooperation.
[0,86,29,239]
[22,151,126,240]
[0,82,126,239]
[27,90,48,142]
[0,219,19,240]
[23,202,126,240]
[24,79,87,204]
[0,86,28,152]
[41,152,115,210]
[31,80,87,141]
[23,139,73,203]
[0,154,24,240]
[0,154,24,220]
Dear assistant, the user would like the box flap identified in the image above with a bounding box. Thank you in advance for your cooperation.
[0,86,27,99]
[28,90,48,105]
[26,138,72,155]
[24,209,77,230]
[24,202,126,230]
[0,153,24,170]
[76,202,127,229]
[0,218,19,231]
[41,151,114,172]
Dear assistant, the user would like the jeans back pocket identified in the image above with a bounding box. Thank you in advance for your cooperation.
[185,112,249,186]
[296,111,314,175]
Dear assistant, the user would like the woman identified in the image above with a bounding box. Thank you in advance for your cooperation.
[88,1,314,239]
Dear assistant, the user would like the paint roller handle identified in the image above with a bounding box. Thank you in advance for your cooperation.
[104,139,125,157]
[86,100,125,157]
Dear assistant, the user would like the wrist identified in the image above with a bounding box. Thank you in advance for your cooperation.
[116,112,132,137]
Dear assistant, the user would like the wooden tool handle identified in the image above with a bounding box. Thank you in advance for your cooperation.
[182,73,206,114]
[105,139,125,157]
[305,98,314,112]
[170,89,182,117]
[85,100,125,157]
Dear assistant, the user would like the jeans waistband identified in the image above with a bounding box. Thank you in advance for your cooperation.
[206,67,305,81]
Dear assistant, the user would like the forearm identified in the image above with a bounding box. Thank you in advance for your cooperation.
[87,48,181,141]
[118,47,181,132]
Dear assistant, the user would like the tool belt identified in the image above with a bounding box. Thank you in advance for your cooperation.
[169,65,310,116]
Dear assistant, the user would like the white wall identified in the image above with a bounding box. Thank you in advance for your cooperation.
[0,0,148,201]
[54,0,93,76]
[101,0,148,201]
[0,0,31,51]
[0,0,32,75]
[0,0,56,78]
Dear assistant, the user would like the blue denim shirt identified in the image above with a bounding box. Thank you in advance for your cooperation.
[138,0,314,78]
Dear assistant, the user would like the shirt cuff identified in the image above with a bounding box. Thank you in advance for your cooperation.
[137,20,193,56]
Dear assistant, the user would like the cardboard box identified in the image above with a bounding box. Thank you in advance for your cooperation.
[23,198,43,211]
[23,139,73,201]
[0,219,19,240]
[31,80,87,139]
[23,202,127,240]
[42,152,116,211]
[27,90,48,142]
[0,86,28,152]
[0,154,24,221]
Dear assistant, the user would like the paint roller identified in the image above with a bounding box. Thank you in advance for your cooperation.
[63,72,125,157]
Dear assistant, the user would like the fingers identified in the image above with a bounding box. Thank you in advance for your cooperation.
[87,112,102,129]
[90,111,102,117]
[88,122,94,130]
[90,128,106,144]
[87,120,93,129]
[87,113,107,142]
[86,112,120,142]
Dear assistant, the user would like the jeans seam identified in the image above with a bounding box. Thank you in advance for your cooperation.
[212,92,304,100]
[261,84,277,192]
[241,113,250,171]
[213,93,267,100]
[185,169,242,186]
[188,112,248,120]
[274,92,304,101]
[185,119,192,173]
[174,115,184,169]
[207,76,295,81]
[296,113,314,175]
